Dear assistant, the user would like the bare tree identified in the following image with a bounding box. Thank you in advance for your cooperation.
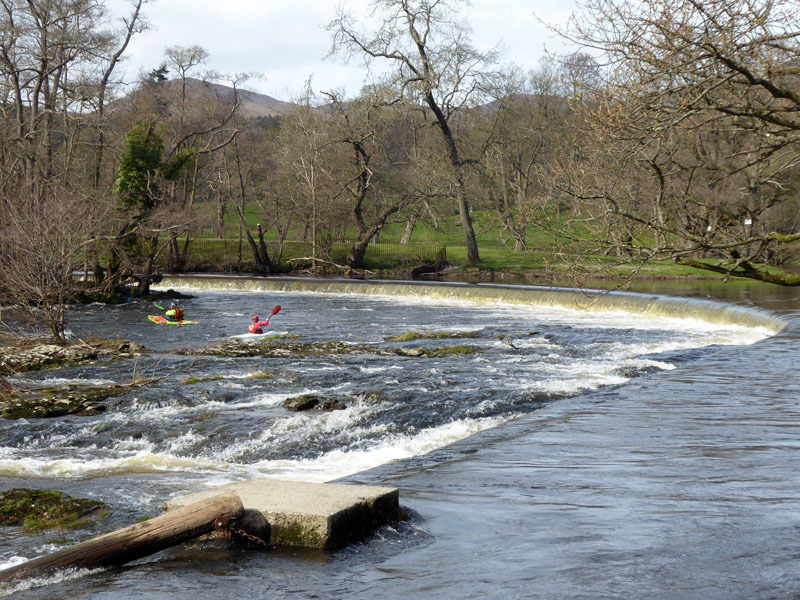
[0,0,149,339]
[0,190,98,343]
[307,90,410,269]
[164,44,210,133]
[276,84,348,265]
[392,103,452,244]
[475,60,576,252]
[329,0,502,264]
[92,0,150,191]
[221,76,277,274]
[0,0,110,197]
[550,0,800,284]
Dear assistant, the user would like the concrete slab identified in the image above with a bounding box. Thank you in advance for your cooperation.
[163,479,399,550]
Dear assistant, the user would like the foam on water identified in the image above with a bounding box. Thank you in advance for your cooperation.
[0,565,104,598]
[0,450,229,478]
[0,411,502,484]
[0,277,783,495]
[154,276,787,333]
[8,376,117,388]
[240,416,507,483]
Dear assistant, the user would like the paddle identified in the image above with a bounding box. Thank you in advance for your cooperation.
[251,305,281,333]
[266,305,281,324]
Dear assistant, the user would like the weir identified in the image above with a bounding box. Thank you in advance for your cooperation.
[154,275,789,333]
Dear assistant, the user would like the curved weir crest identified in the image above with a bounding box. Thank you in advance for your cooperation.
[155,275,788,333]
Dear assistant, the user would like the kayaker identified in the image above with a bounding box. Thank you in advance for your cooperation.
[248,314,270,334]
[165,302,184,322]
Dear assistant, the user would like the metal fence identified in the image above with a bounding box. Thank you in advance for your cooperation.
[157,238,447,272]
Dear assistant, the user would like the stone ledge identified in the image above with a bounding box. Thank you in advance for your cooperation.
[163,479,399,550]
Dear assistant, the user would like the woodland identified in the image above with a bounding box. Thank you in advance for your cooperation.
[1,0,799,343]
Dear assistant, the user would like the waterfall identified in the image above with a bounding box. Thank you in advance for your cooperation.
[154,275,788,333]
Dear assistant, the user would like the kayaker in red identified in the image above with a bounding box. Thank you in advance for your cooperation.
[165,302,184,322]
[248,315,270,334]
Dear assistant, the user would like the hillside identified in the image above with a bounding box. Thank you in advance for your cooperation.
[191,79,297,118]
[115,77,298,120]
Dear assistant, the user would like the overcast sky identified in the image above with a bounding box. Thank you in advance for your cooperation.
[106,0,578,101]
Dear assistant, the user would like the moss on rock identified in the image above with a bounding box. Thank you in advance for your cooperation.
[179,338,478,361]
[0,384,126,419]
[384,331,480,342]
[0,488,107,532]
[0,338,146,376]
[246,371,274,380]
[182,339,380,358]
[0,338,151,420]
[428,345,477,357]
[181,375,224,385]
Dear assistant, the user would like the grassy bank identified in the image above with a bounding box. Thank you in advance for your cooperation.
[208,206,797,285]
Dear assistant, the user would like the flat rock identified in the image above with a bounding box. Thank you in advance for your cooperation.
[163,479,399,550]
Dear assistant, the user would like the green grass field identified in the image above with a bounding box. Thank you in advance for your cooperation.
[201,203,793,283]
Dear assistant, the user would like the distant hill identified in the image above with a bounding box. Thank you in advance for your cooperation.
[116,77,298,120]
[193,79,297,118]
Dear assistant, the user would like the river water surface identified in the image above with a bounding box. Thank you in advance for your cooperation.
[1,277,799,599]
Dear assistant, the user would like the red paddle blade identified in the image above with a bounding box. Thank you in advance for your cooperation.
[271,305,281,316]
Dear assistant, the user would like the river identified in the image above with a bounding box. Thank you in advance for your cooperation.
[1,277,799,599]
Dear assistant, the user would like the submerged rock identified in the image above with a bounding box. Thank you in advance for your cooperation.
[179,338,477,360]
[284,394,348,412]
[0,385,124,419]
[0,338,148,420]
[179,338,383,358]
[0,488,107,531]
[0,339,146,375]
[0,343,99,375]
[384,331,480,342]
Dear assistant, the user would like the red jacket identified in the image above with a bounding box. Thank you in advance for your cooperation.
[248,319,270,334]
[166,307,184,321]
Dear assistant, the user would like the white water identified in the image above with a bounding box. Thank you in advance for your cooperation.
[1,284,773,490]
[2,279,792,599]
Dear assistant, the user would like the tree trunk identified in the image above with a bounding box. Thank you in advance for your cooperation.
[424,93,480,265]
[347,238,369,269]
[243,224,273,274]
[456,186,480,264]
[216,193,227,239]
[136,255,156,295]
[401,212,417,245]
[0,493,244,583]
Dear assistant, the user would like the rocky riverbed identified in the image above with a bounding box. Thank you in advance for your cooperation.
[0,339,148,418]
[0,331,478,419]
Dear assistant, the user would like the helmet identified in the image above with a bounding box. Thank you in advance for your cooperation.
[252,315,259,322]
[170,302,177,309]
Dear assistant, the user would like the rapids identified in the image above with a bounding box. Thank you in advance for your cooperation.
[0,277,794,599]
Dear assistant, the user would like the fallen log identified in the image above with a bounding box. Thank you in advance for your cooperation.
[0,492,244,583]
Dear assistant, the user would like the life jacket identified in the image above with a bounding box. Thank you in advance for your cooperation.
[248,323,262,334]
[174,308,184,320]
